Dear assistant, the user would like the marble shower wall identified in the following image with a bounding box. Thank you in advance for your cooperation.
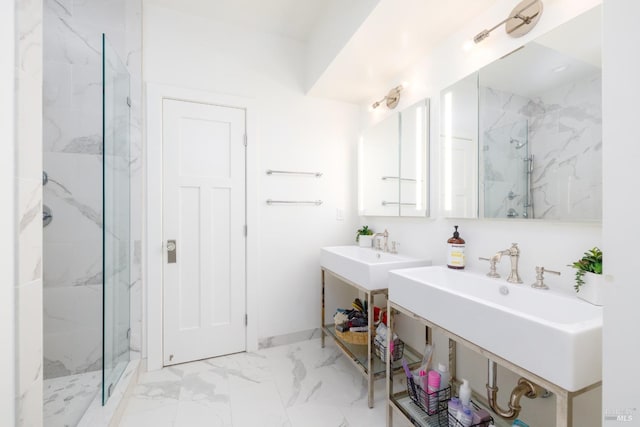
[479,73,602,221]
[15,0,44,424]
[479,86,531,218]
[528,74,602,221]
[43,0,142,379]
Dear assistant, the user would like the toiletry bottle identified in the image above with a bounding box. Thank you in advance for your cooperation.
[456,407,473,427]
[447,397,461,427]
[427,370,441,414]
[419,370,429,407]
[420,343,435,372]
[459,378,472,408]
[447,225,466,269]
[436,362,451,388]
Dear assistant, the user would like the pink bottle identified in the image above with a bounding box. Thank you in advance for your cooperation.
[427,370,441,414]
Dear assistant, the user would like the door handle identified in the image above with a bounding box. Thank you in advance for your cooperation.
[167,240,177,263]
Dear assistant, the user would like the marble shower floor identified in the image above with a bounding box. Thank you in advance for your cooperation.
[119,338,414,427]
[44,371,101,427]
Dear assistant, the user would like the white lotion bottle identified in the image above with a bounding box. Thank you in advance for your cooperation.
[459,378,472,408]
[437,363,451,388]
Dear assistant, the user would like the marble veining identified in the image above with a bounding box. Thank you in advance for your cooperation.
[480,72,602,220]
[43,370,101,427]
[15,0,44,424]
[120,339,411,427]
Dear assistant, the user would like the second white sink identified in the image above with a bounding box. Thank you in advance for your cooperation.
[389,265,602,392]
[320,246,430,291]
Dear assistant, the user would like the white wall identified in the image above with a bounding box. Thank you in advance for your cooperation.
[602,0,640,425]
[143,3,361,343]
[361,0,603,425]
[0,0,16,423]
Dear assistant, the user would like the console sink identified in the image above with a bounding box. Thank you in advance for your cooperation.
[320,246,430,291]
[389,266,602,391]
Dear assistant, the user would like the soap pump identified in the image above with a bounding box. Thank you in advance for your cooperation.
[447,225,466,269]
[459,378,472,408]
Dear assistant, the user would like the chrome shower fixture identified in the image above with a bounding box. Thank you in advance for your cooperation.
[510,138,526,149]
[43,205,53,227]
[474,0,543,44]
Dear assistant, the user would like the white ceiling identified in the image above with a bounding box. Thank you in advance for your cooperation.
[307,0,501,103]
[147,0,502,103]
[146,0,331,42]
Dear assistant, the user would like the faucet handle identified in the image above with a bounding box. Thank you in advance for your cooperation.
[390,241,398,254]
[531,266,561,290]
[479,256,501,278]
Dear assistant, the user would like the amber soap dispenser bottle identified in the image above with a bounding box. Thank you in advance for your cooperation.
[447,225,466,269]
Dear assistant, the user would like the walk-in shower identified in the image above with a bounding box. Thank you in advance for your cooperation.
[43,31,131,425]
[482,119,533,219]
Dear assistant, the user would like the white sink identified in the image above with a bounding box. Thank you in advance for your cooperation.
[320,246,431,291]
[389,266,602,392]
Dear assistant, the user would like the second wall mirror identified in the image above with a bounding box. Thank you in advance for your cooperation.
[440,6,602,222]
[359,99,430,217]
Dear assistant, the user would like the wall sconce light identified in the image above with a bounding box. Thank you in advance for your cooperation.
[371,82,408,110]
[474,0,543,44]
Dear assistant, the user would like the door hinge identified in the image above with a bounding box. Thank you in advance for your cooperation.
[243,134,247,147]
[126,96,131,107]
[245,314,248,326]
[126,328,131,339]
[244,224,247,236]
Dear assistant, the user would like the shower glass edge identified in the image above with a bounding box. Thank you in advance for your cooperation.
[102,33,131,405]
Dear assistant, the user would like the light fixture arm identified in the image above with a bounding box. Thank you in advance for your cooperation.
[474,0,542,43]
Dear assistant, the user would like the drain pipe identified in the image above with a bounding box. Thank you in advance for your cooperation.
[486,360,541,420]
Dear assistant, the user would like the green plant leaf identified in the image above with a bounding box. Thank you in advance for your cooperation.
[569,247,603,292]
[356,225,374,241]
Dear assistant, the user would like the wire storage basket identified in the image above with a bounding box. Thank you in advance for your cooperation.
[447,400,494,426]
[374,338,404,362]
[407,377,451,424]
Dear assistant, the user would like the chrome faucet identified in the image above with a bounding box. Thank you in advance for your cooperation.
[373,229,389,252]
[498,243,523,284]
[531,266,560,290]
[479,253,503,278]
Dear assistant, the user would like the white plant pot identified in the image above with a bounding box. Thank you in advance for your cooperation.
[576,271,604,306]
[358,235,373,248]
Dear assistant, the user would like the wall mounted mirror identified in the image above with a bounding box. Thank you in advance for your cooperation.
[440,6,602,221]
[359,99,430,217]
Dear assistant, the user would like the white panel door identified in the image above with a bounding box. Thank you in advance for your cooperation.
[162,99,246,366]
[451,137,478,218]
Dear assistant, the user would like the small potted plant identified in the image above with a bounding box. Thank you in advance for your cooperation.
[569,247,603,306]
[356,225,374,248]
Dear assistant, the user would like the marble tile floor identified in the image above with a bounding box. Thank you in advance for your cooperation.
[44,370,102,427]
[119,338,414,427]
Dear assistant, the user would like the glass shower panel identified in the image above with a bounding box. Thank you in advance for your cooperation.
[102,34,130,405]
[482,119,530,218]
